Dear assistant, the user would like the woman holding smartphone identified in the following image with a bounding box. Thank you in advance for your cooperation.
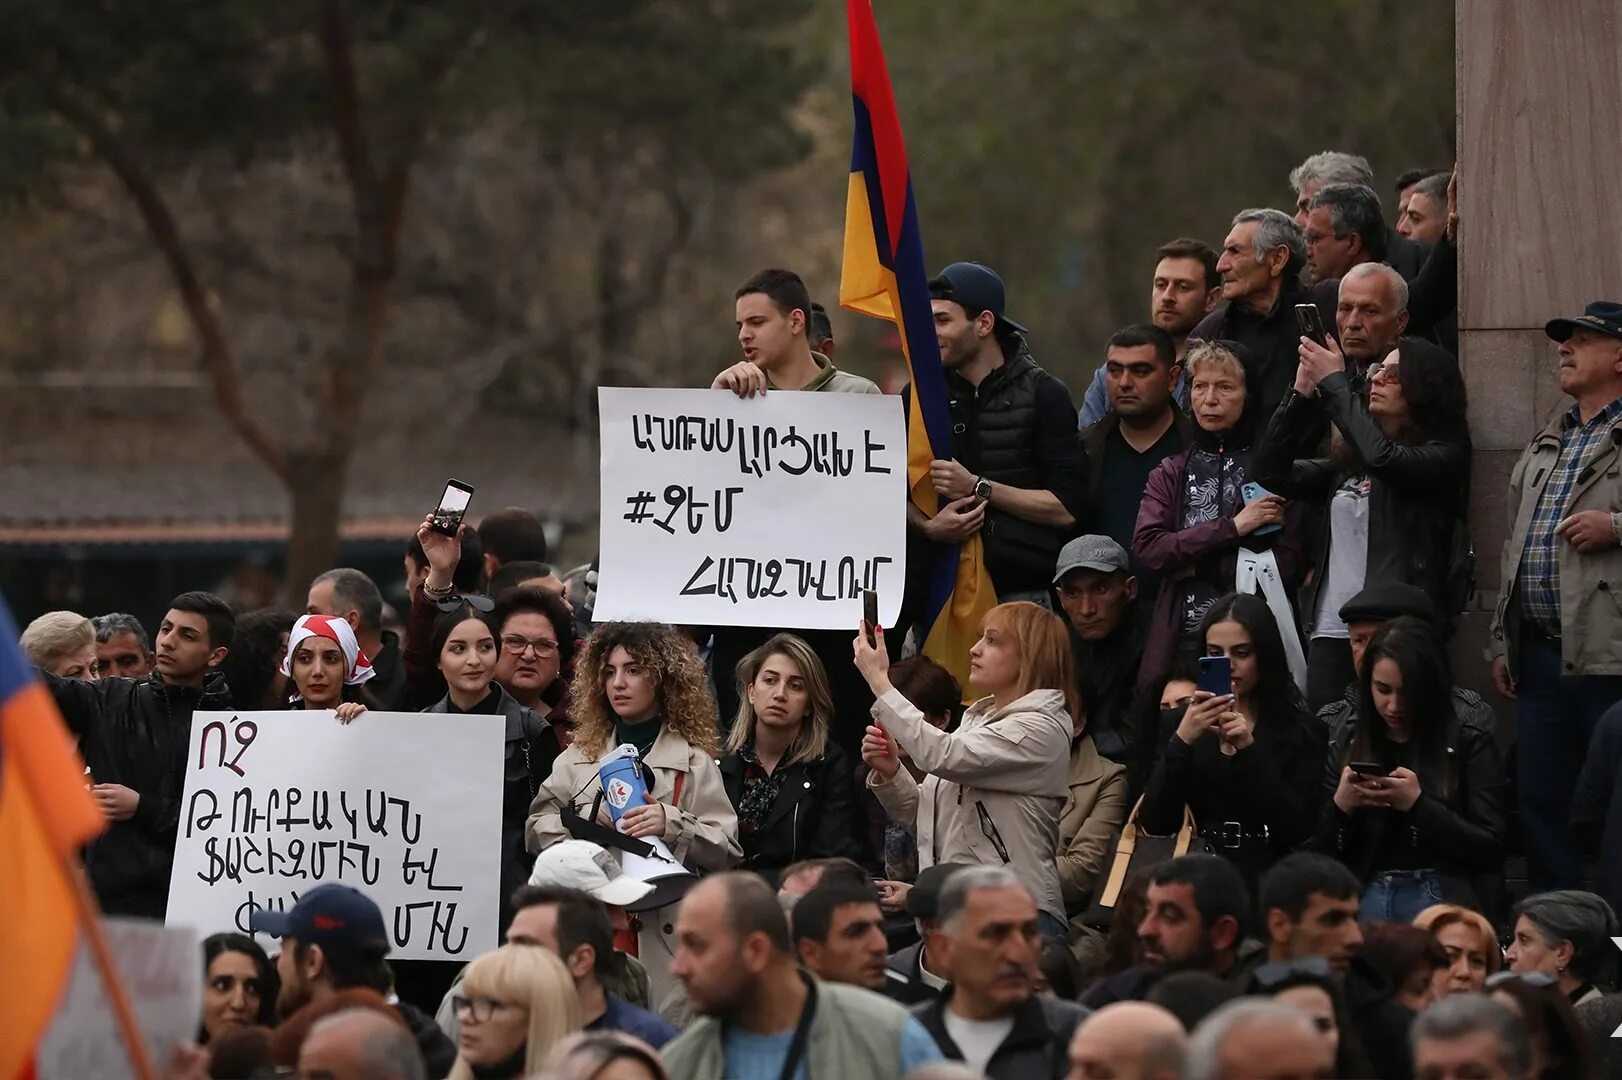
[526,621,740,1016]
[1139,592,1325,888]
[1313,616,1506,922]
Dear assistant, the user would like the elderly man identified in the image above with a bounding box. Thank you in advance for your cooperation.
[1490,301,1622,892]
[297,1007,427,1080]
[1410,994,1535,1080]
[1183,999,1333,1080]
[1303,183,1388,284]
[1290,150,1427,281]
[93,613,155,679]
[1066,1002,1186,1080]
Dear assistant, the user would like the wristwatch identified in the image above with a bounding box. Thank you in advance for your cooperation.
[973,476,992,501]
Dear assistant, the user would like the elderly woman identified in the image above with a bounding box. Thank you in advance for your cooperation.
[21,610,99,680]
[1506,890,1618,1007]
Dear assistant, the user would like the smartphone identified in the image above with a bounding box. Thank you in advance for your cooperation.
[1294,303,1327,345]
[1240,481,1283,537]
[1348,761,1393,777]
[430,479,475,537]
[1197,655,1232,698]
[862,589,879,647]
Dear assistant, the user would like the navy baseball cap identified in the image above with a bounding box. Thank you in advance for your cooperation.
[1545,301,1622,343]
[928,262,1028,335]
[249,884,389,955]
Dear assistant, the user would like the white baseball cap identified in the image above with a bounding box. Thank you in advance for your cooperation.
[527,839,655,908]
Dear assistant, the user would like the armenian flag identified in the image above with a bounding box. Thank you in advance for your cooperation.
[0,595,106,1080]
[840,0,996,693]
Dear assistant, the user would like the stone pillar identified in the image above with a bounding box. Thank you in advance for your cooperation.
[1452,0,1622,715]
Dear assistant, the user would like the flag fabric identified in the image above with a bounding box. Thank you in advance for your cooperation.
[0,595,106,1080]
[839,0,996,694]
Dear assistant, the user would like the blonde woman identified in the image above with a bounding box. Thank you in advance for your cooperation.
[526,622,740,1017]
[856,601,1075,937]
[21,610,99,680]
[449,945,582,1080]
[718,633,864,878]
[1415,903,1502,996]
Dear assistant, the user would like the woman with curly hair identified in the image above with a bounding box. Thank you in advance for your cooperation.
[526,621,741,1017]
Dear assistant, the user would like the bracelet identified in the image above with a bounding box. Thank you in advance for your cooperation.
[422,580,454,599]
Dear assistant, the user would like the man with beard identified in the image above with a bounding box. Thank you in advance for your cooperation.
[1081,855,1259,1007]
[252,884,456,1077]
[1080,238,1222,427]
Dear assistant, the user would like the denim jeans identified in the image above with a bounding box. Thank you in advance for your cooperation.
[1516,639,1622,891]
[1361,870,1445,924]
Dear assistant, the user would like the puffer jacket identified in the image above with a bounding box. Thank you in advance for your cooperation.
[1491,402,1622,675]
[527,724,741,1015]
[718,742,865,879]
[423,683,549,932]
[1254,369,1471,629]
[1311,690,1507,903]
[46,669,234,918]
[868,688,1072,924]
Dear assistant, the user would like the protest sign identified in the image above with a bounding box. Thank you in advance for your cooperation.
[38,918,199,1080]
[595,386,906,629]
[166,711,505,962]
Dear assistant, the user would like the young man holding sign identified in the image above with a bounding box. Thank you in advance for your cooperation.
[43,591,235,918]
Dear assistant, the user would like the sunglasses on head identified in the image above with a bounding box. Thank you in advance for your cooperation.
[1486,971,1558,990]
[433,593,494,614]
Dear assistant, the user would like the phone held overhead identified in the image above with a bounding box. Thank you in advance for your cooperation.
[431,479,475,537]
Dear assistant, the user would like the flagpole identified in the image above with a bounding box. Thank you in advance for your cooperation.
[61,854,157,1080]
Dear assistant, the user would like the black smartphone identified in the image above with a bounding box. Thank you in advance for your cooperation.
[1349,761,1393,777]
[430,479,475,537]
[1197,655,1231,698]
[1294,303,1327,345]
[862,589,879,647]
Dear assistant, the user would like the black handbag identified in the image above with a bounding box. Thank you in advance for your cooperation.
[1080,796,1203,930]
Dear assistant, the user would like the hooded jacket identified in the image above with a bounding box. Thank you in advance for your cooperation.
[423,682,549,931]
[867,688,1072,924]
[47,669,233,917]
[718,741,865,878]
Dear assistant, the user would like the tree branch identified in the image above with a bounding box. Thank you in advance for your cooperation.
[44,84,290,482]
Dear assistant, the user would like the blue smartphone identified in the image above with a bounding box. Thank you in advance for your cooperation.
[1240,481,1283,536]
[1197,655,1232,698]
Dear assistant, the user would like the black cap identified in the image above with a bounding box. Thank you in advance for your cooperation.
[1546,301,1622,343]
[906,862,972,920]
[928,262,1028,335]
[1338,582,1436,626]
[249,884,389,957]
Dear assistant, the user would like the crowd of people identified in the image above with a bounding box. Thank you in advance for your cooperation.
[21,148,1622,1079]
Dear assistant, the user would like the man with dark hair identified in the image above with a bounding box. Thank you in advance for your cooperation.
[309,568,405,711]
[252,884,456,1076]
[910,260,1085,609]
[1081,854,1257,1007]
[1290,150,1429,283]
[1081,325,1197,587]
[505,885,678,1046]
[92,612,155,679]
[1257,853,1363,974]
[714,268,879,396]
[808,301,837,359]
[1393,166,1448,220]
[1399,172,1451,246]
[1052,535,1146,764]
[887,862,968,1005]
[664,872,943,1079]
[792,880,889,992]
[45,590,235,917]
[477,507,549,580]
[911,867,1088,1080]
[487,559,567,602]
[1079,238,1222,426]
[1303,183,1388,283]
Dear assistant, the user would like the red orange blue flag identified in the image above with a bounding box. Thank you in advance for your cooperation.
[839,0,996,694]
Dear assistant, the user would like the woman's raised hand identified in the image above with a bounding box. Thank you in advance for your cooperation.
[861,723,901,782]
[852,622,891,693]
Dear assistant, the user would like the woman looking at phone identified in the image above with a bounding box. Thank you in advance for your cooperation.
[1133,341,1309,687]
[1139,592,1325,888]
[1255,318,1471,710]
[855,601,1075,938]
[526,621,740,1016]
[1313,616,1506,922]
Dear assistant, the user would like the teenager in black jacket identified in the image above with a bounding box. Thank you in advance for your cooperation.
[719,633,864,880]
[1313,617,1506,921]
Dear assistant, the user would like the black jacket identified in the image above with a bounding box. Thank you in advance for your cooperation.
[885,941,944,1005]
[1254,370,1470,627]
[718,742,864,878]
[1080,406,1197,509]
[47,669,233,917]
[362,630,409,712]
[913,991,1088,1080]
[1068,603,1150,764]
[395,999,458,1078]
[423,684,549,931]
[1312,689,1506,902]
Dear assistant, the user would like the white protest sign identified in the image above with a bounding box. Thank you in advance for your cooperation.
[38,918,200,1080]
[595,386,906,629]
[166,711,505,962]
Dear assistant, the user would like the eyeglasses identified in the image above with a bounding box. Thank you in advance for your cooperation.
[451,994,514,1023]
[433,593,495,614]
[501,635,559,658]
[1485,971,1557,990]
